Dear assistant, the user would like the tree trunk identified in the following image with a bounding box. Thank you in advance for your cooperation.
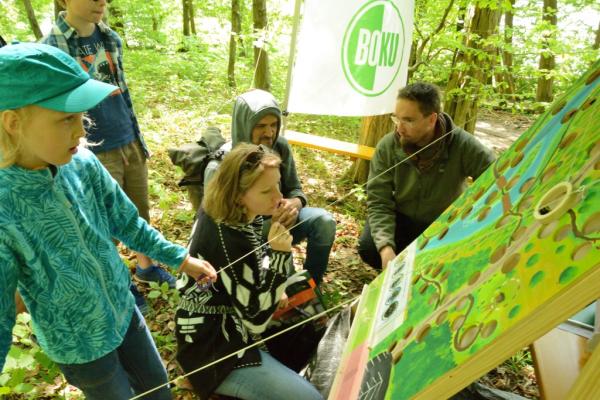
[350,115,394,183]
[536,0,557,102]
[445,4,502,133]
[189,0,196,35]
[252,0,270,90]
[22,0,43,39]
[450,4,467,71]
[53,0,65,21]
[228,0,242,88]
[183,0,190,36]
[498,0,516,101]
[407,41,417,82]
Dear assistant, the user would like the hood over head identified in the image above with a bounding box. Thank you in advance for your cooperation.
[231,89,282,146]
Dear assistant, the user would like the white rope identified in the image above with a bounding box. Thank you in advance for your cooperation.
[129,296,357,400]
[215,123,459,276]
[134,110,598,398]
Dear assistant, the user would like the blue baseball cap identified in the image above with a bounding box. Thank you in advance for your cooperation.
[0,42,117,112]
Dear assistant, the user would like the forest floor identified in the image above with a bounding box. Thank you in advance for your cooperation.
[5,44,545,398]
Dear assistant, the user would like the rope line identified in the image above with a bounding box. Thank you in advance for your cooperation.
[129,296,358,400]
[125,117,478,398]
[129,113,598,398]
[215,124,461,276]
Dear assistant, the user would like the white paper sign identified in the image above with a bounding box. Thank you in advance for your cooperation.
[287,0,414,116]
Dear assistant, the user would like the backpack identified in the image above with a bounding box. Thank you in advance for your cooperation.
[168,127,226,211]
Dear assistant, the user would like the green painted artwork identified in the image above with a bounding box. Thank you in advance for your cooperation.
[330,61,600,399]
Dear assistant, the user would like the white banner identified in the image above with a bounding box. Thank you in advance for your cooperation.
[287,0,414,117]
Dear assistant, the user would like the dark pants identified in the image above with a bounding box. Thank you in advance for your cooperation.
[56,307,171,400]
[358,213,429,269]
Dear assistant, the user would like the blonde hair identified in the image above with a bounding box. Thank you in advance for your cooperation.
[0,108,29,168]
[203,143,281,224]
[0,107,95,168]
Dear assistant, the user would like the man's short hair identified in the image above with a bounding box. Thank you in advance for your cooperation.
[397,82,442,115]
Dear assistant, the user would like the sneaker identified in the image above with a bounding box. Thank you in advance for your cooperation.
[130,283,149,315]
[134,264,177,289]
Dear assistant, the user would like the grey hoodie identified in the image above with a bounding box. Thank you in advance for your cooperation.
[207,90,307,206]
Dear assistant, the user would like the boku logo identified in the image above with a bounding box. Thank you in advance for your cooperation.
[341,0,406,97]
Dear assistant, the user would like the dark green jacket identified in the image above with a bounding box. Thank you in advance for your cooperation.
[367,113,495,251]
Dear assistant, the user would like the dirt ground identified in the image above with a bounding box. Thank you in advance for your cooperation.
[474,109,534,155]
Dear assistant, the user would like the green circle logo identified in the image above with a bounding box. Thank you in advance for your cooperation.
[341,0,406,97]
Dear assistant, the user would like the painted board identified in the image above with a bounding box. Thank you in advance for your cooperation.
[330,61,600,400]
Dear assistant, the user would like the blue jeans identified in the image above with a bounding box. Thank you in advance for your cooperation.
[263,207,336,283]
[215,350,323,400]
[57,307,171,400]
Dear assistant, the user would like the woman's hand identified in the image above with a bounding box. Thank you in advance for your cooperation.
[180,256,218,284]
[268,222,292,252]
[272,198,300,228]
[278,291,289,309]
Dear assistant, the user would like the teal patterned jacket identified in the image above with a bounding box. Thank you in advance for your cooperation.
[0,148,187,368]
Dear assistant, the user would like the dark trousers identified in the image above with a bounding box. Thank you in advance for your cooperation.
[358,213,429,269]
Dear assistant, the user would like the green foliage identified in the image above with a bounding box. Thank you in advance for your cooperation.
[1,314,63,397]
[1,0,597,397]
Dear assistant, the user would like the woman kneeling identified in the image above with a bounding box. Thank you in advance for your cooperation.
[175,143,323,400]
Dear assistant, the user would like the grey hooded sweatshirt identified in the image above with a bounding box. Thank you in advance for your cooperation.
[206,89,307,206]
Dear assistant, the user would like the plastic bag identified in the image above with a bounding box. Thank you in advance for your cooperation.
[304,305,353,398]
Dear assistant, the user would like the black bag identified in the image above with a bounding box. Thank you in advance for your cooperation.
[168,127,226,211]
[264,271,328,372]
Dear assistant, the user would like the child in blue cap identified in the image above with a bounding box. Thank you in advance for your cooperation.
[0,43,217,399]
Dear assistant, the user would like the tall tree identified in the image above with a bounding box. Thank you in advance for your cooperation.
[408,0,457,80]
[189,0,196,35]
[497,0,516,101]
[252,0,270,90]
[445,2,502,133]
[183,0,191,36]
[182,0,196,36]
[228,0,242,88]
[536,0,557,102]
[351,116,394,184]
[22,0,42,39]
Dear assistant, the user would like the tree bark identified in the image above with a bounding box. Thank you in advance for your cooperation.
[189,0,196,35]
[445,3,502,133]
[351,115,394,184]
[53,0,65,21]
[228,0,242,88]
[536,0,557,103]
[498,0,516,101]
[252,0,270,91]
[450,4,467,72]
[183,0,190,36]
[22,0,43,39]
[237,0,247,57]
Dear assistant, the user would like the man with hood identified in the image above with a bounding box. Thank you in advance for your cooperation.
[205,89,336,284]
[359,82,495,269]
